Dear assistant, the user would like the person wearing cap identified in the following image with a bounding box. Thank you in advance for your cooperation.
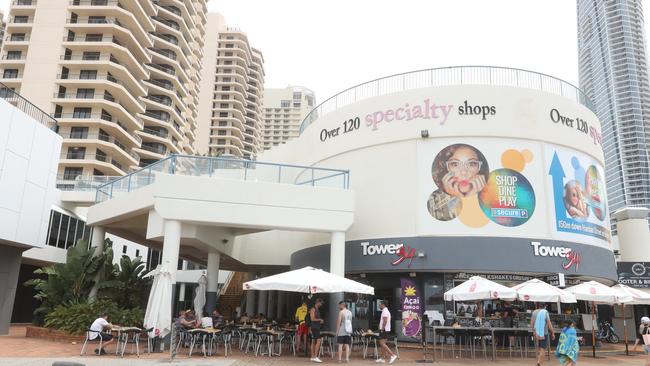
[632,316,650,352]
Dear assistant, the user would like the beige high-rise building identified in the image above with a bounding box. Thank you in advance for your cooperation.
[196,13,264,159]
[262,86,315,149]
[0,0,207,181]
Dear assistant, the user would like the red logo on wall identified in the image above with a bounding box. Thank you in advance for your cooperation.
[562,250,581,271]
[392,245,417,267]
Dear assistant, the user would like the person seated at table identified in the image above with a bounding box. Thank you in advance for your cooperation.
[180,310,200,329]
[239,312,250,323]
[212,309,224,327]
[89,312,115,355]
[257,313,267,323]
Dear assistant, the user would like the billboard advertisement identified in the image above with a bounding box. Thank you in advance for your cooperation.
[400,278,422,338]
[417,138,611,249]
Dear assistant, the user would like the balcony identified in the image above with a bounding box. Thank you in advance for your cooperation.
[60,152,127,175]
[64,132,139,161]
[55,112,142,144]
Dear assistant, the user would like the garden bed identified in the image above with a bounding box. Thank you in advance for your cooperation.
[25,326,84,343]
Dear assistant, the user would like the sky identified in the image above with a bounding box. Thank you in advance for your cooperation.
[1,0,649,103]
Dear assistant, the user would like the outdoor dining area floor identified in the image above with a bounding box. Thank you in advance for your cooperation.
[1,326,648,366]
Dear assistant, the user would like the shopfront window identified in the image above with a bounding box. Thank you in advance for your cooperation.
[423,277,445,316]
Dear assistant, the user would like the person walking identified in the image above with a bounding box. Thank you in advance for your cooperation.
[555,320,579,366]
[309,298,325,363]
[530,303,555,366]
[294,299,309,353]
[377,301,397,364]
[632,316,650,352]
[335,301,353,363]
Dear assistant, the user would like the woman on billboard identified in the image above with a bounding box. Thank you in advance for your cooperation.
[428,144,489,220]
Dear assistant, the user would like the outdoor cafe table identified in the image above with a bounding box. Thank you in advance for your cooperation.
[430,326,593,362]
[430,326,521,362]
[110,326,143,356]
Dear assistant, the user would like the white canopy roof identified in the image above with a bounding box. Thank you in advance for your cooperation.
[511,279,577,303]
[611,284,650,305]
[564,281,633,304]
[443,276,517,301]
[242,266,374,294]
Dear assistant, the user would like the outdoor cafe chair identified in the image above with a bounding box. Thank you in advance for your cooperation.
[361,331,379,360]
[319,331,335,359]
[280,328,296,356]
[80,329,105,356]
[216,327,233,357]
[255,329,274,357]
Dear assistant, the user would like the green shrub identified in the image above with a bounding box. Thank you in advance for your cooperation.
[44,300,144,335]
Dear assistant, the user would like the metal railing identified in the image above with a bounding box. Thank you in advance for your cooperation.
[299,65,595,134]
[56,174,121,191]
[0,82,57,130]
[95,154,350,202]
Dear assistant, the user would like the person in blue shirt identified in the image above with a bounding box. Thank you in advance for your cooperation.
[530,303,555,366]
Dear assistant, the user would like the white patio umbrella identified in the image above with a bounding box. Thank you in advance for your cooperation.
[443,276,517,301]
[194,274,207,319]
[564,281,633,358]
[611,284,650,355]
[242,266,374,294]
[511,279,577,303]
[143,264,174,339]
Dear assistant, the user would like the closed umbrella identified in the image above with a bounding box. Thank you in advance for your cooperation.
[194,275,207,319]
[143,264,174,339]
[511,279,577,303]
[564,281,633,357]
[242,266,374,294]
[443,276,517,301]
[611,284,650,355]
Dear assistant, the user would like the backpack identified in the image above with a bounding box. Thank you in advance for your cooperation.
[344,310,353,333]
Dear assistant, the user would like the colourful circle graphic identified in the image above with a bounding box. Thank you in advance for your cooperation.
[478,169,536,226]
[585,165,606,221]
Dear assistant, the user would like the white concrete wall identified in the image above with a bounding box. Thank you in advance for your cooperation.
[0,98,61,248]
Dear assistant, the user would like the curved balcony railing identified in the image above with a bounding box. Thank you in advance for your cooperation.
[96,154,350,202]
[299,65,595,134]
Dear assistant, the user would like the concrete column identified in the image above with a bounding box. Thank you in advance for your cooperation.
[614,208,650,261]
[267,290,276,319]
[161,220,181,283]
[205,251,220,314]
[245,272,256,318]
[0,246,23,335]
[277,291,286,321]
[257,286,268,317]
[178,261,188,304]
[329,231,345,332]
[88,226,106,301]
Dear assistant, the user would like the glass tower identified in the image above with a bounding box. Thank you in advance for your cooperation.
[577,0,650,232]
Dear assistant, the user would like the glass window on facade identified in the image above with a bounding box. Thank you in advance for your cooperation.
[45,209,90,249]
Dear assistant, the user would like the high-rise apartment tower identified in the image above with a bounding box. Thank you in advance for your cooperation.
[0,0,207,182]
[196,13,264,159]
[262,86,315,150]
[577,0,650,231]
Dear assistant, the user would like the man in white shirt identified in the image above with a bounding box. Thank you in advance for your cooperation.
[377,301,397,364]
[89,312,114,355]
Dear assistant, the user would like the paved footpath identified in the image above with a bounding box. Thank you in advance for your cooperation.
[2,327,649,366]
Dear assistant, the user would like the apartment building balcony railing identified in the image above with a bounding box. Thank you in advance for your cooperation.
[69,0,121,6]
[150,32,179,45]
[65,132,139,160]
[54,112,141,144]
[140,127,168,138]
[56,174,121,191]
[60,153,125,171]
[12,0,37,5]
[143,95,172,106]
[0,82,57,130]
[139,143,167,155]
[96,154,351,202]
[6,35,30,42]
[149,48,177,61]
[147,63,176,76]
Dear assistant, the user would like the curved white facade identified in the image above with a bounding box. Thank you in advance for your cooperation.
[243,82,617,282]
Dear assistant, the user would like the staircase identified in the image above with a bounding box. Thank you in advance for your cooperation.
[217,271,246,320]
